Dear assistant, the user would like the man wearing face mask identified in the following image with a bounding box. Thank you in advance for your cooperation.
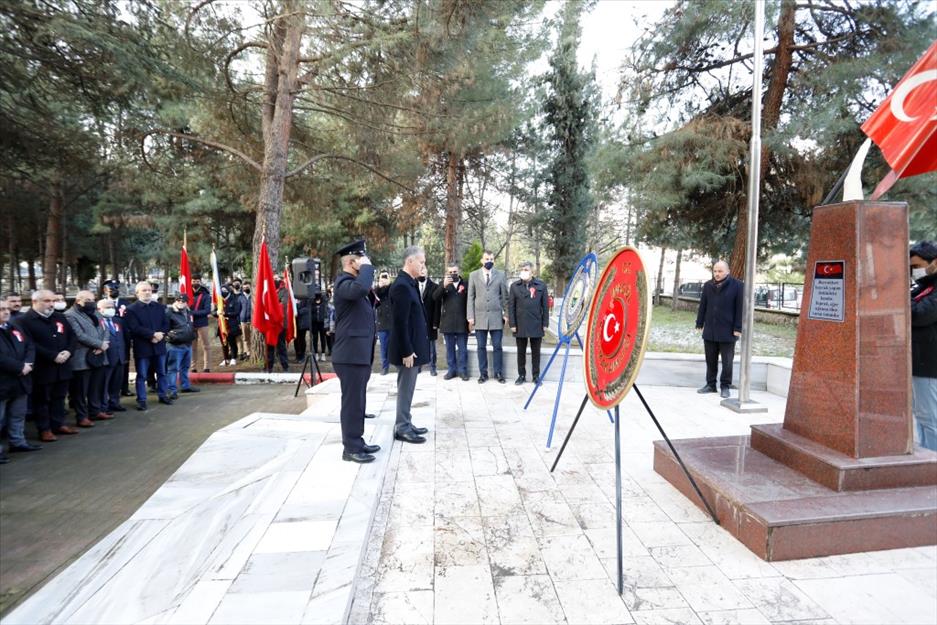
[231,279,252,359]
[1,298,41,461]
[103,280,134,398]
[416,265,441,376]
[508,262,549,385]
[97,298,127,414]
[467,250,509,383]
[64,290,111,427]
[124,282,171,411]
[239,281,253,358]
[434,262,470,381]
[165,293,199,398]
[189,273,213,372]
[217,285,243,367]
[695,260,744,399]
[909,241,937,452]
[13,290,77,441]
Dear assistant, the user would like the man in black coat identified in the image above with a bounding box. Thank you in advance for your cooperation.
[14,289,78,441]
[332,240,382,464]
[416,265,441,376]
[508,262,549,385]
[1,299,41,461]
[434,261,470,381]
[695,260,744,398]
[389,247,430,444]
[910,241,937,451]
[374,272,393,374]
[123,281,171,410]
[97,297,128,413]
[103,280,134,397]
[294,298,310,362]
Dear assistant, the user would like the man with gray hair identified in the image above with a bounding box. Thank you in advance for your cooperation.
[695,260,744,398]
[508,261,549,385]
[388,246,430,444]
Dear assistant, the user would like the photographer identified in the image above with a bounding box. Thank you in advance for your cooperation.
[375,271,393,374]
[434,262,470,380]
[165,294,199,399]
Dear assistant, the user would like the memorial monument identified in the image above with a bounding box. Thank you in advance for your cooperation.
[654,200,937,560]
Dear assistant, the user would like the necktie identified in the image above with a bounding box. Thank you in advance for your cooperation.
[485,273,490,286]
[107,318,115,334]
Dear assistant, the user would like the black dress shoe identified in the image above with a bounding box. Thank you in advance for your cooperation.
[533,374,540,384]
[158,396,173,405]
[362,444,381,454]
[514,376,526,385]
[461,374,470,381]
[136,403,147,411]
[497,375,506,384]
[342,451,376,463]
[720,387,731,399]
[181,387,200,393]
[365,413,377,419]
[477,375,488,384]
[443,372,457,380]
[411,426,428,435]
[394,430,427,444]
[697,385,717,394]
[110,405,127,412]
[430,368,437,376]
[9,443,41,452]
[170,393,179,400]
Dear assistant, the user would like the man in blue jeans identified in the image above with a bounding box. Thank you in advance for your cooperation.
[375,272,393,375]
[124,282,171,411]
[165,294,200,399]
[467,250,509,383]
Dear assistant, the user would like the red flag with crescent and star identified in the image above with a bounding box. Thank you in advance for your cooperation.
[861,40,937,197]
[179,245,192,301]
[252,240,284,346]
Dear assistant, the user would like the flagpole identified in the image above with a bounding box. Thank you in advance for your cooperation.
[723,0,768,414]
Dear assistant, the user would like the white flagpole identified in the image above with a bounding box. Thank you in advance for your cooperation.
[724,0,768,413]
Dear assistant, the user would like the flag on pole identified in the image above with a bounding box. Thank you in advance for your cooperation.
[252,240,284,346]
[861,40,937,198]
[179,241,192,301]
[210,248,228,341]
[283,263,298,344]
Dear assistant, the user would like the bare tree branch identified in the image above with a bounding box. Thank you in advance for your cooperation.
[141,130,262,172]
[224,40,269,95]
[285,153,413,193]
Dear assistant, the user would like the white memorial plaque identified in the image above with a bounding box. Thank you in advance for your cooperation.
[807,260,845,322]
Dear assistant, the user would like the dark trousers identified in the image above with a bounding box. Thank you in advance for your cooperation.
[121,345,131,394]
[33,379,69,433]
[704,339,736,389]
[265,331,289,372]
[444,333,468,375]
[334,363,370,453]
[222,334,239,361]
[294,330,307,360]
[395,364,419,434]
[69,367,105,422]
[516,337,542,379]
[135,354,167,404]
[377,330,390,371]
[311,324,328,355]
[102,361,124,410]
[475,329,504,377]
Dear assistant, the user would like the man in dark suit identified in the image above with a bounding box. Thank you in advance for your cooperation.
[416,265,441,376]
[1,299,41,462]
[332,240,382,464]
[695,260,744,399]
[14,289,78,441]
[389,247,431,444]
[434,261,470,380]
[97,297,128,413]
[124,281,171,410]
[103,280,134,397]
[508,261,549,385]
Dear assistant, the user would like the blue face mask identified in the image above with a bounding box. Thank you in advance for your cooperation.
[483,261,494,270]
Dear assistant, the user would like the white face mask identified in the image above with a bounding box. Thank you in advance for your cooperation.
[101,308,116,318]
[519,270,531,281]
[911,267,927,281]
[53,301,67,311]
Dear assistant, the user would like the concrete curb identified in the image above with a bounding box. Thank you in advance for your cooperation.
[130,372,338,385]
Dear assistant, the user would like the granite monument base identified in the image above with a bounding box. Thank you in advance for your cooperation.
[653,435,937,561]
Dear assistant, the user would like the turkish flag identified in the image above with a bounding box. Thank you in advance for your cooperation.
[861,41,937,180]
[252,241,284,346]
[179,246,192,300]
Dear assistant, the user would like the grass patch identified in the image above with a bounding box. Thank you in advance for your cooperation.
[648,305,796,358]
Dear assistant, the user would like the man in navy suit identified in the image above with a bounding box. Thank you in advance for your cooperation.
[97,297,127,413]
[331,240,382,464]
[1,299,41,461]
[389,247,431,444]
[123,281,171,410]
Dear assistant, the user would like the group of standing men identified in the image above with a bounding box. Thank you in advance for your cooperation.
[331,243,551,464]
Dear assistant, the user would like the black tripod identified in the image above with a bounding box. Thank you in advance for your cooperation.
[294,329,324,397]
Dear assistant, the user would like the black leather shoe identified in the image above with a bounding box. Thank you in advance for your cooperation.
[181,387,200,393]
[136,403,147,411]
[342,451,375,463]
[362,444,381,454]
[394,430,427,444]
[697,385,717,394]
[411,426,428,435]
[9,443,41,452]
[533,374,540,384]
[461,374,470,381]
[497,375,506,384]
[720,387,731,399]
[158,397,173,405]
[477,375,488,384]
[365,413,377,419]
[111,405,128,412]
[430,368,437,376]
[170,393,179,400]
[514,376,526,385]
[443,372,457,380]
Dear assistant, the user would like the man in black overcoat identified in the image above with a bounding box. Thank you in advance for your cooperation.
[695,260,744,398]
[1,299,41,460]
[331,240,382,464]
[433,261,470,380]
[508,261,549,385]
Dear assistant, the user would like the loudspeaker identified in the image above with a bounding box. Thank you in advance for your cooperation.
[291,257,322,299]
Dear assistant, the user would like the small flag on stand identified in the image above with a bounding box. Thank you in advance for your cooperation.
[283,263,298,344]
[252,239,284,346]
[210,248,228,341]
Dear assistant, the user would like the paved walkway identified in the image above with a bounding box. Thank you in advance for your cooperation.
[349,375,937,625]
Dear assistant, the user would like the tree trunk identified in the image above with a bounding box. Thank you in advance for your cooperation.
[60,214,68,292]
[28,260,36,290]
[671,249,683,312]
[503,151,517,273]
[444,151,461,264]
[7,211,15,292]
[654,246,667,306]
[730,0,796,278]
[42,185,64,290]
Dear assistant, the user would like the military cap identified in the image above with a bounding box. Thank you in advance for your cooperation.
[103,279,121,289]
[335,239,367,257]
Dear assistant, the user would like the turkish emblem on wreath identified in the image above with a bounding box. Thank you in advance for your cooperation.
[584,246,652,409]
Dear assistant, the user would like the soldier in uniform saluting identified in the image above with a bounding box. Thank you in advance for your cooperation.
[331,240,382,464]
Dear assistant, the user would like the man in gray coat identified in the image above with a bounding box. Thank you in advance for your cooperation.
[467,250,509,383]
[64,290,111,427]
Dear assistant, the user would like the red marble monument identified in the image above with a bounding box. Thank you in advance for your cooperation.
[654,201,937,560]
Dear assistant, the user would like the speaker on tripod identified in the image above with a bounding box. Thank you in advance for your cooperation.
[291,257,325,396]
